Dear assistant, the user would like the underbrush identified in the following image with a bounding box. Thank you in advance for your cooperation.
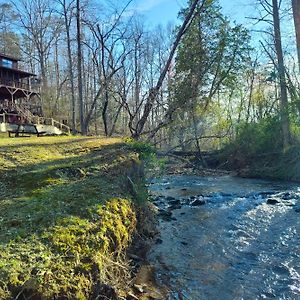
[124,137,167,177]
[222,117,282,166]
[0,136,149,299]
[219,117,300,181]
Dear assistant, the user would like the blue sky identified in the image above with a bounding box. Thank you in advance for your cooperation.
[131,0,183,27]
[131,0,295,52]
[132,0,251,27]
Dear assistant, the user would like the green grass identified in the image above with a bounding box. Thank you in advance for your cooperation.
[0,136,145,299]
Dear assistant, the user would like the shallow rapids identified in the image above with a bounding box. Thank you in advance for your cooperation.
[148,175,300,300]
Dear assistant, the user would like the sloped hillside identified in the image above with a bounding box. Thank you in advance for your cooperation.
[0,136,148,299]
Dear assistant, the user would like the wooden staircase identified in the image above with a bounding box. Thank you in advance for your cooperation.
[0,103,71,135]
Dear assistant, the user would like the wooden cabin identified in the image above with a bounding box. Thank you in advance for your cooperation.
[0,53,43,122]
[0,53,70,135]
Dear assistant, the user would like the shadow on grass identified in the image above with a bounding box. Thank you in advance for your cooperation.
[0,138,147,300]
[0,141,136,245]
[0,136,99,150]
[0,139,125,173]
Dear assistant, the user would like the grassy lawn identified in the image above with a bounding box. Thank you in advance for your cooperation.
[0,136,144,299]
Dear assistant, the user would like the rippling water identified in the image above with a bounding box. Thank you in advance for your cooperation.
[148,175,300,300]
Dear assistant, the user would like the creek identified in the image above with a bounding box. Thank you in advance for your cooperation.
[148,175,300,300]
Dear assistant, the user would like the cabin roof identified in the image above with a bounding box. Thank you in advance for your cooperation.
[0,53,20,62]
[0,65,36,78]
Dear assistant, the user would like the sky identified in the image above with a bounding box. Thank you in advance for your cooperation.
[131,0,295,53]
[131,0,184,27]
[131,0,251,27]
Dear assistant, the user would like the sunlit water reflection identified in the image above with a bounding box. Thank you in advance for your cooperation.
[148,175,300,300]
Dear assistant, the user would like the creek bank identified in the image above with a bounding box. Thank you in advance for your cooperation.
[216,144,300,182]
[161,146,300,182]
[0,136,163,300]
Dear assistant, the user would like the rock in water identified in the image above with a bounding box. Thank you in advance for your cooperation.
[281,192,294,200]
[190,199,206,206]
[267,198,280,205]
[155,238,163,244]
[169,203,182,210]
[157,209,173,221]
[169,199,180,205]
[158,209,172,216]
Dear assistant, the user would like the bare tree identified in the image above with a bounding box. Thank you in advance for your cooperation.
[131,0,205,139]
[76,0,85,134]
[292,0,300,72]
[16,0,61,88]
[58,0,77,133]
[271,0,290,147]
[253,0,291,147]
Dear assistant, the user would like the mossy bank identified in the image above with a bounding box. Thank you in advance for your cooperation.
[0,136,151,299]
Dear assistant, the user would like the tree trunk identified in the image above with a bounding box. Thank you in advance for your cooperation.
[132,0,203,139]
[272,0,291,148]
[76,0,85,134]
[292,0,300,72]
[63,0,76,133]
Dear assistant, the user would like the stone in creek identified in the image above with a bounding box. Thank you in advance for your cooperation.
[168,198,181,210]
[165,187,171,190]
[169,203,182,210]
[166,196,176,201]
[169,199,181,205]
[155,238,163,244]
[280,192,295,200]
[284,202,295,207]
[190,199,206,206]
[157,209,173,221]
[181,241,188,246]
[181,188,187,191]
[294,207,300,213]
[158,208,172,216]
[266,198,280,205]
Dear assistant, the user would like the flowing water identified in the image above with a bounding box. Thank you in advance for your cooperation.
[148,175,300,300]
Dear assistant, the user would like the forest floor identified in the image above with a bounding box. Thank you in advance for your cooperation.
[0,135,162,300]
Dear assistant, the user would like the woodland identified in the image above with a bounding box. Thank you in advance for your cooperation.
[1,0,300,174]
[1,1,300,298]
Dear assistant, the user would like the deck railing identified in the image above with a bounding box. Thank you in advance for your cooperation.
[0,78,40,92]
[32,116,71,133]
[0,113,70,134]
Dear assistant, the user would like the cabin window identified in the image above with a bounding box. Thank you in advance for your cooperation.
[2,59,13,68]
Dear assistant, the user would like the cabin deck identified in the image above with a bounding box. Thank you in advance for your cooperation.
[8,124,46,137]
[0,112,70,135]
[0,53,70,136]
